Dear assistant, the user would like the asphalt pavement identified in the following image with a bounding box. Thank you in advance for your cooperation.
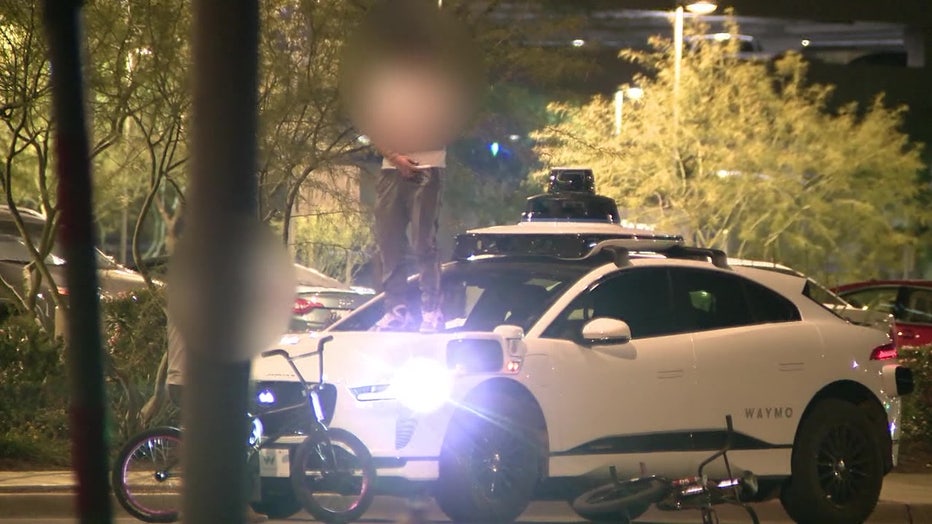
[1,470,932,522]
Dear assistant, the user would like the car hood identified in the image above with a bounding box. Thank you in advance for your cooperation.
[252,328,524,388]
[98,267,149,297]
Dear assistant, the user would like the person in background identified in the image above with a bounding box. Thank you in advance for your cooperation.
[371,146,445,333]
[164,214,269,523]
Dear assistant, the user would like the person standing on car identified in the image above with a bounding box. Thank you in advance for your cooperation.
[371,146,445,333]
[340,1,482,333]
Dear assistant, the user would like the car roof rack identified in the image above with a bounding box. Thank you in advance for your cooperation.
[453,229,685,262]
[453,229,730,270]
[574,241,730,269]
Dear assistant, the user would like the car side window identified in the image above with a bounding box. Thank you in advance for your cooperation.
[670,268,799,331]
[543,268,675,340]
[744,279,801,323]
[839,287,899,316]
[671,268,750,330]
[901,288,932,325]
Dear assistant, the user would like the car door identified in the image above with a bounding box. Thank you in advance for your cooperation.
[533,266,701,457]
[673,267,814,448]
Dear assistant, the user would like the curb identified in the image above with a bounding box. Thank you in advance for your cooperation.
[2,491,932,522]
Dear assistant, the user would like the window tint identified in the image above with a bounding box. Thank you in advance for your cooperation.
[671,268,798,331]
[543,268,675,340]
[744,279,801,323]
[901,288,932,325]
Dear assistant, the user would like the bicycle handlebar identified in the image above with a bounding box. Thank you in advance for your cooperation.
[260,335,334,386]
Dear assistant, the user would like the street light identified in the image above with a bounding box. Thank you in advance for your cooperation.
[673,2,718,124]
[614,85,644,136]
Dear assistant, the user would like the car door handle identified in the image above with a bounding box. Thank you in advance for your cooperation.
[898,328,919,340]
[657,369,684,379]
[779,362,804,372]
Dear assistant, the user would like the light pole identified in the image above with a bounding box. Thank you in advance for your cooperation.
[673,2,718,125]
[614,85,644,136]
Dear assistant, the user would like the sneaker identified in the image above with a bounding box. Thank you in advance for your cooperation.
[419,308,444,333]
[371,304,414,332]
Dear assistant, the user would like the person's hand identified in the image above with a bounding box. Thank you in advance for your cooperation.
[390,154,423,179]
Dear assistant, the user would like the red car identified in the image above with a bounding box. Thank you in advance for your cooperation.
[833,280,932,348]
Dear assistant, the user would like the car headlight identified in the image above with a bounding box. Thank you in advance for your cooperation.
[390,357,454,414]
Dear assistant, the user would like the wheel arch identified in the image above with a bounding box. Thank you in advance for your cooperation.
[796,380,893,472]
[460,377,551,478]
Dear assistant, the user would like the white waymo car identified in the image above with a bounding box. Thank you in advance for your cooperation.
[252,221,914,523]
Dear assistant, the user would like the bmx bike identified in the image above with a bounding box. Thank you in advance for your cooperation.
[111,335,376,523]
[572,415,760,524]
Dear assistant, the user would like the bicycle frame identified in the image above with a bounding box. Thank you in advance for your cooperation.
[257,335,334,438]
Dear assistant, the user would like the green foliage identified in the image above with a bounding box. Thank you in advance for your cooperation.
[0,314,69,469]
[900,346,932,445]
[531,16,928,285]
[0,289,173,469]
[103,288,174,442]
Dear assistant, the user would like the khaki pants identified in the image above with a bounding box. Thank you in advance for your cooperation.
[374,167,442,312]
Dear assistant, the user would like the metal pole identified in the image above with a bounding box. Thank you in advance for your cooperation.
[183,1,260,522]
[673,5,684,128]
[42,1,113,522]
[614,89,623,136]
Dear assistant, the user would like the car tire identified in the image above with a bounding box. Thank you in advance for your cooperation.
[780,398,884,524]
[435,393,544,523]
[250,478,301,519]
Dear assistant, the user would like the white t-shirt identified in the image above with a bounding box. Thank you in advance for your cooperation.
[382,149,446,169]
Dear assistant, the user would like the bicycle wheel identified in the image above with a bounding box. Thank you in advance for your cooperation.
[111,427,182,522]
[112,427,183,523]
[290,428,376,523]
[571,476,670,523]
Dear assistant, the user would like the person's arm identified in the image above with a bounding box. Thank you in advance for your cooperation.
[378,147,421,179]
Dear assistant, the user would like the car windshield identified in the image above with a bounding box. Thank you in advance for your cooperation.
[0,235,64,265]
[330,259,592,332]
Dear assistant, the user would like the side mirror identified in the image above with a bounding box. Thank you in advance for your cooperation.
[581,317,631,346]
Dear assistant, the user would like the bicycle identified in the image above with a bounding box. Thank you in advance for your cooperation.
[571,415,760,524]
[111,335,377,523]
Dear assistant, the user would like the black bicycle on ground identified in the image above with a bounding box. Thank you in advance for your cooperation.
[111,335,376,523]
[572,415,760,524]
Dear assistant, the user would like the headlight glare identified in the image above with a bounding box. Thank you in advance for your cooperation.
[390,357,453,413]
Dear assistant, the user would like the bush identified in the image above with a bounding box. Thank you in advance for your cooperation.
[103,288,176,442]
[0,288,173,469]
[900,345,932,445]
[0,315,69,469]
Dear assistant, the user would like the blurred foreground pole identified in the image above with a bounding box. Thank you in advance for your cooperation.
[42,1,113,522]
[182,1,260,522]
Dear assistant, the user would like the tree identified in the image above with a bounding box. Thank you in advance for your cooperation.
[531,16,928,284]
[83,0,191,276]
[0,3,64,322]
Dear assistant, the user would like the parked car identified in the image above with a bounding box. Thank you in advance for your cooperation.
[130,255,367,333]
[0,207,148,327]
[289,285,375,333]
[834,280,932,348]
[252,220,913,524]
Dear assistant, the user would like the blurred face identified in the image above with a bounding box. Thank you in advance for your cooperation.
[340,0,483,153]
